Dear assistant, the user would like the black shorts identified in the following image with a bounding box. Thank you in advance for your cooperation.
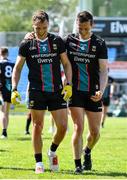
[28,90,67,111]
[69,90,102,112]
[102,97,110,106]
[1,88,11,103]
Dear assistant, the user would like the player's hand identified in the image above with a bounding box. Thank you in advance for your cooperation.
[24,32,35,40]
[11,91,21,105]
[61,84,72,102]
[90,91,102,102]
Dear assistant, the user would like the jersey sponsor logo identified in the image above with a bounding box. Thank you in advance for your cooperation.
[74,56,90,63]
[31,53,57,64]
[31,53,57,59]
[37,58,53,64]
[69,51,95,58]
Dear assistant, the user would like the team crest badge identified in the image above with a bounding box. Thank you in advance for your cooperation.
[53,44,57,50]
[92,46,96,52]
[96,84,99,90]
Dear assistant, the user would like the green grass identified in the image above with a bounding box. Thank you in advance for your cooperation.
[10,104,27,114]
[0,114,127,179]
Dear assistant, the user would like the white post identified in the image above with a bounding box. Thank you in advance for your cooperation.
[79,0,93,12]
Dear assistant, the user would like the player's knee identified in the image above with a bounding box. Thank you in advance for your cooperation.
[33,121,43,133]
[57,122,67,134]
[74,123,84,135]
[90,129,100,139]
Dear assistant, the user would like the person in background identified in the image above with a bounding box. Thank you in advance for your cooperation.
[101,76,114,127]
[0,47,14,139]
[25,112,31,135]
[11,10,72,174]
[64,11,108,173]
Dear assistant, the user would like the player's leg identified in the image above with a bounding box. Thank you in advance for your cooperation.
[70,107,85,173]
[101,105,108,128]
[31,109,45,174]
[25,112,31,134]
[51,108,68,144]
[48,108,68,171]
[48,115,55,133]
[1,102,10,138]
[83,110,102,170]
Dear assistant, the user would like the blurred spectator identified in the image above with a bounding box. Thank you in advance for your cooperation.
[0,47,14,138]
[102,76,114,127]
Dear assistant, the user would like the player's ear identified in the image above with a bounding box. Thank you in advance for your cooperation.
[32,25,35,32]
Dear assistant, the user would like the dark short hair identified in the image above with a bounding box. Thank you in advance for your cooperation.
[32,10,49,23]
[0,47,8,56]
[77,11,93,25]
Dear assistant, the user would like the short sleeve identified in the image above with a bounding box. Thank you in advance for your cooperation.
[98,40,108,59]
[57,36,66,54]
[18,40,28,57]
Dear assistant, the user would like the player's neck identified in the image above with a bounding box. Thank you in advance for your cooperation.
[79,32,92,40]
[35,33,48,40]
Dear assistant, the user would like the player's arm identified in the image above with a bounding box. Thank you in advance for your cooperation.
[11,55,25,105]
[91,59,108,102]
[12,55,25,90]
[60,52,72,85]
[99,59,108,94]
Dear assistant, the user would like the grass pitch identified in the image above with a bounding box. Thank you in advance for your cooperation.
[0,113,127,179]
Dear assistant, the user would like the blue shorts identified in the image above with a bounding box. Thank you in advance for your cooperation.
[28,90,67,111]
[69,90,102,112]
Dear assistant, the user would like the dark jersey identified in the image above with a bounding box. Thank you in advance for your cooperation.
[0,60,14,92]
[64,33,108,95]
[19,33,66,92]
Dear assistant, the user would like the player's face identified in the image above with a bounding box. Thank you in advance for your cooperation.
[76,20,93,38]
[33,20,49,39]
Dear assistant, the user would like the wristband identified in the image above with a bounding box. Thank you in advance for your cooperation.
[67,82,72,85]
[12,88,17,92]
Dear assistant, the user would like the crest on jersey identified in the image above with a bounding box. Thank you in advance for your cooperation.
[80,44,88,51]
[92,46,96,52]
[40,44,48,52]
[96,84,99,90]
[53,44,57,50]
